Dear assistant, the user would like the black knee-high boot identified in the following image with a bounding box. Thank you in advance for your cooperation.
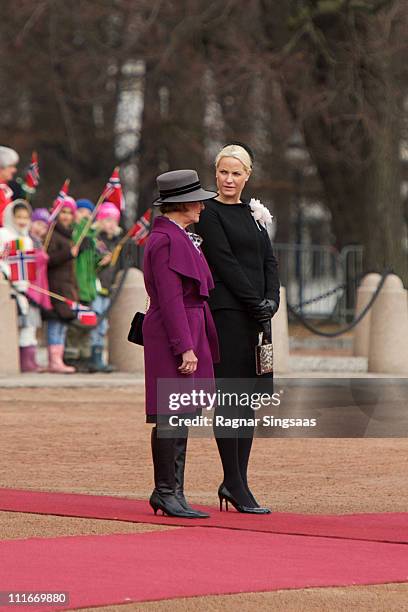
[149,425,197,518]
[174,433,209,518]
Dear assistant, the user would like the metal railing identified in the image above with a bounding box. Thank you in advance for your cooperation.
[274,243,364,321]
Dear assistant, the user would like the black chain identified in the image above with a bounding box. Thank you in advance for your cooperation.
[290,281,347,310]
[287,269,392,337]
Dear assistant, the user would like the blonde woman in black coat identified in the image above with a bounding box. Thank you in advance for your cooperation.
[196,143,280,514]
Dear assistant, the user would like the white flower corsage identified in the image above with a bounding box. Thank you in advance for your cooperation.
[249,198,273,230]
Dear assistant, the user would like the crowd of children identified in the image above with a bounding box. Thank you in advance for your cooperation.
[0,146,128,374]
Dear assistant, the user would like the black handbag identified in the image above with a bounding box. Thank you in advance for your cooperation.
[128,311,145,346]
[128,296,149,346]
[255,319,273,375]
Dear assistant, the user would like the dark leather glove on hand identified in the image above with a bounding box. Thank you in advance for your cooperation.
[251,299,278,322]
[266,299,279,317]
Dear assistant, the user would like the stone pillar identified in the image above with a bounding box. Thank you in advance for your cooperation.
[368,274,408,374]
[272,286,290,374]
[0,279,20,374]
[353,273,381,357]
[108,268,146,373]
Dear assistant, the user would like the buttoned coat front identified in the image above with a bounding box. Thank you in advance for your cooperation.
[142,216,219,419]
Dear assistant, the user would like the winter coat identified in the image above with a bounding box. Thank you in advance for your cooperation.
[142,215,219,419]
[26,239,52,311]
[0,183,13,226]
[47,222,78,320]
[0,200,33,293]
[196,198,280,384]
[95,227,123,295]
[195,198,280,311]
[72,220,99,303]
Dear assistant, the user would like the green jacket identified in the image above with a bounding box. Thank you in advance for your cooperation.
[72,219,100,303]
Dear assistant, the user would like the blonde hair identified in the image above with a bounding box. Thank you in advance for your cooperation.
[215,144,252,174]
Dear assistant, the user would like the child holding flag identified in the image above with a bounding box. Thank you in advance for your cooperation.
[88,204,151,371]
[89,202,122,372]
[64,198,100,371]
[47,196,79,373]
[0,199,40,371]
[27,207,53,344]
[27,208,52,313]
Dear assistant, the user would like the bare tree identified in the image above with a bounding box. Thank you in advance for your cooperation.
[260,0,408,280]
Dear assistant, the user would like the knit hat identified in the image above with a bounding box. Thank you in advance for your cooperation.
[76,198,94,212]
[31,207,51,225]
[52,195,77,215]
[0,146,19,169]
[96,201,120,222]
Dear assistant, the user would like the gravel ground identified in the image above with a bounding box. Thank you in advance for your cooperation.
[1,386,407,611]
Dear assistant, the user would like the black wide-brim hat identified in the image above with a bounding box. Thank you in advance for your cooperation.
[153,169,218,205]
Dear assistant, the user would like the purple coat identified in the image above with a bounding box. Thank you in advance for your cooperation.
[142,216,220,418]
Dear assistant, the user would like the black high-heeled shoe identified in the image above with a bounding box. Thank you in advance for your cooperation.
[149,491,199,518]
[219,481,272,514]
[218,485,271,514]
[245,487,272,514]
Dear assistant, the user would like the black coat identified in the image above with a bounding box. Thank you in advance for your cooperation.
[195,198,280,312]
[196,197,279,383]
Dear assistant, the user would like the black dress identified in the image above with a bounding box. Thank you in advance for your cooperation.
[195,197,280,508]
[196,197,280,379]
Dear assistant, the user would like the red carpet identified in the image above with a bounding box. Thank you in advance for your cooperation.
[1,527,408,610]
[0,487,407,544]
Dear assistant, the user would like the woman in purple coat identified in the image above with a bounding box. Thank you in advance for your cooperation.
[143,169,219,518]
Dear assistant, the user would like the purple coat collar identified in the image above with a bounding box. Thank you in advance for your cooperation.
[150,216,214,298]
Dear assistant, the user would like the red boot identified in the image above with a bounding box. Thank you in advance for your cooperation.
[27,345,42,372]
[20,346,39,373]
[48,345,76,373]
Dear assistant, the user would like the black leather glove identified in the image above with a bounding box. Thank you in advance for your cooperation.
[267,299,279,318]
[251,299,278,322]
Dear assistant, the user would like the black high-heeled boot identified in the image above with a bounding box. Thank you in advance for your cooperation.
[174,436,209,518]
[150,426,198,518]
[218,484,271,514]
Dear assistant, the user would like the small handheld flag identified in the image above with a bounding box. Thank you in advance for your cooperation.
[101,167,125,212]
[49,179,70,222]
[23,151,40,195]
[66,300,98,326]
[108,208,152,267]
[8,250,36,282]
[129,209,152,246]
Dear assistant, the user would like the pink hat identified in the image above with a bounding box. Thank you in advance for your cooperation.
[52,195,77,215]
[97,201,120,222]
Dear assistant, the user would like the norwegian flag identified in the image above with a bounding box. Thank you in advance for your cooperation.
[101,167,125,212]
[66,300,98,326]
[23,151,40,194]
[49,179,70,222]
[129,209,152,246]
[8,250,36,282]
